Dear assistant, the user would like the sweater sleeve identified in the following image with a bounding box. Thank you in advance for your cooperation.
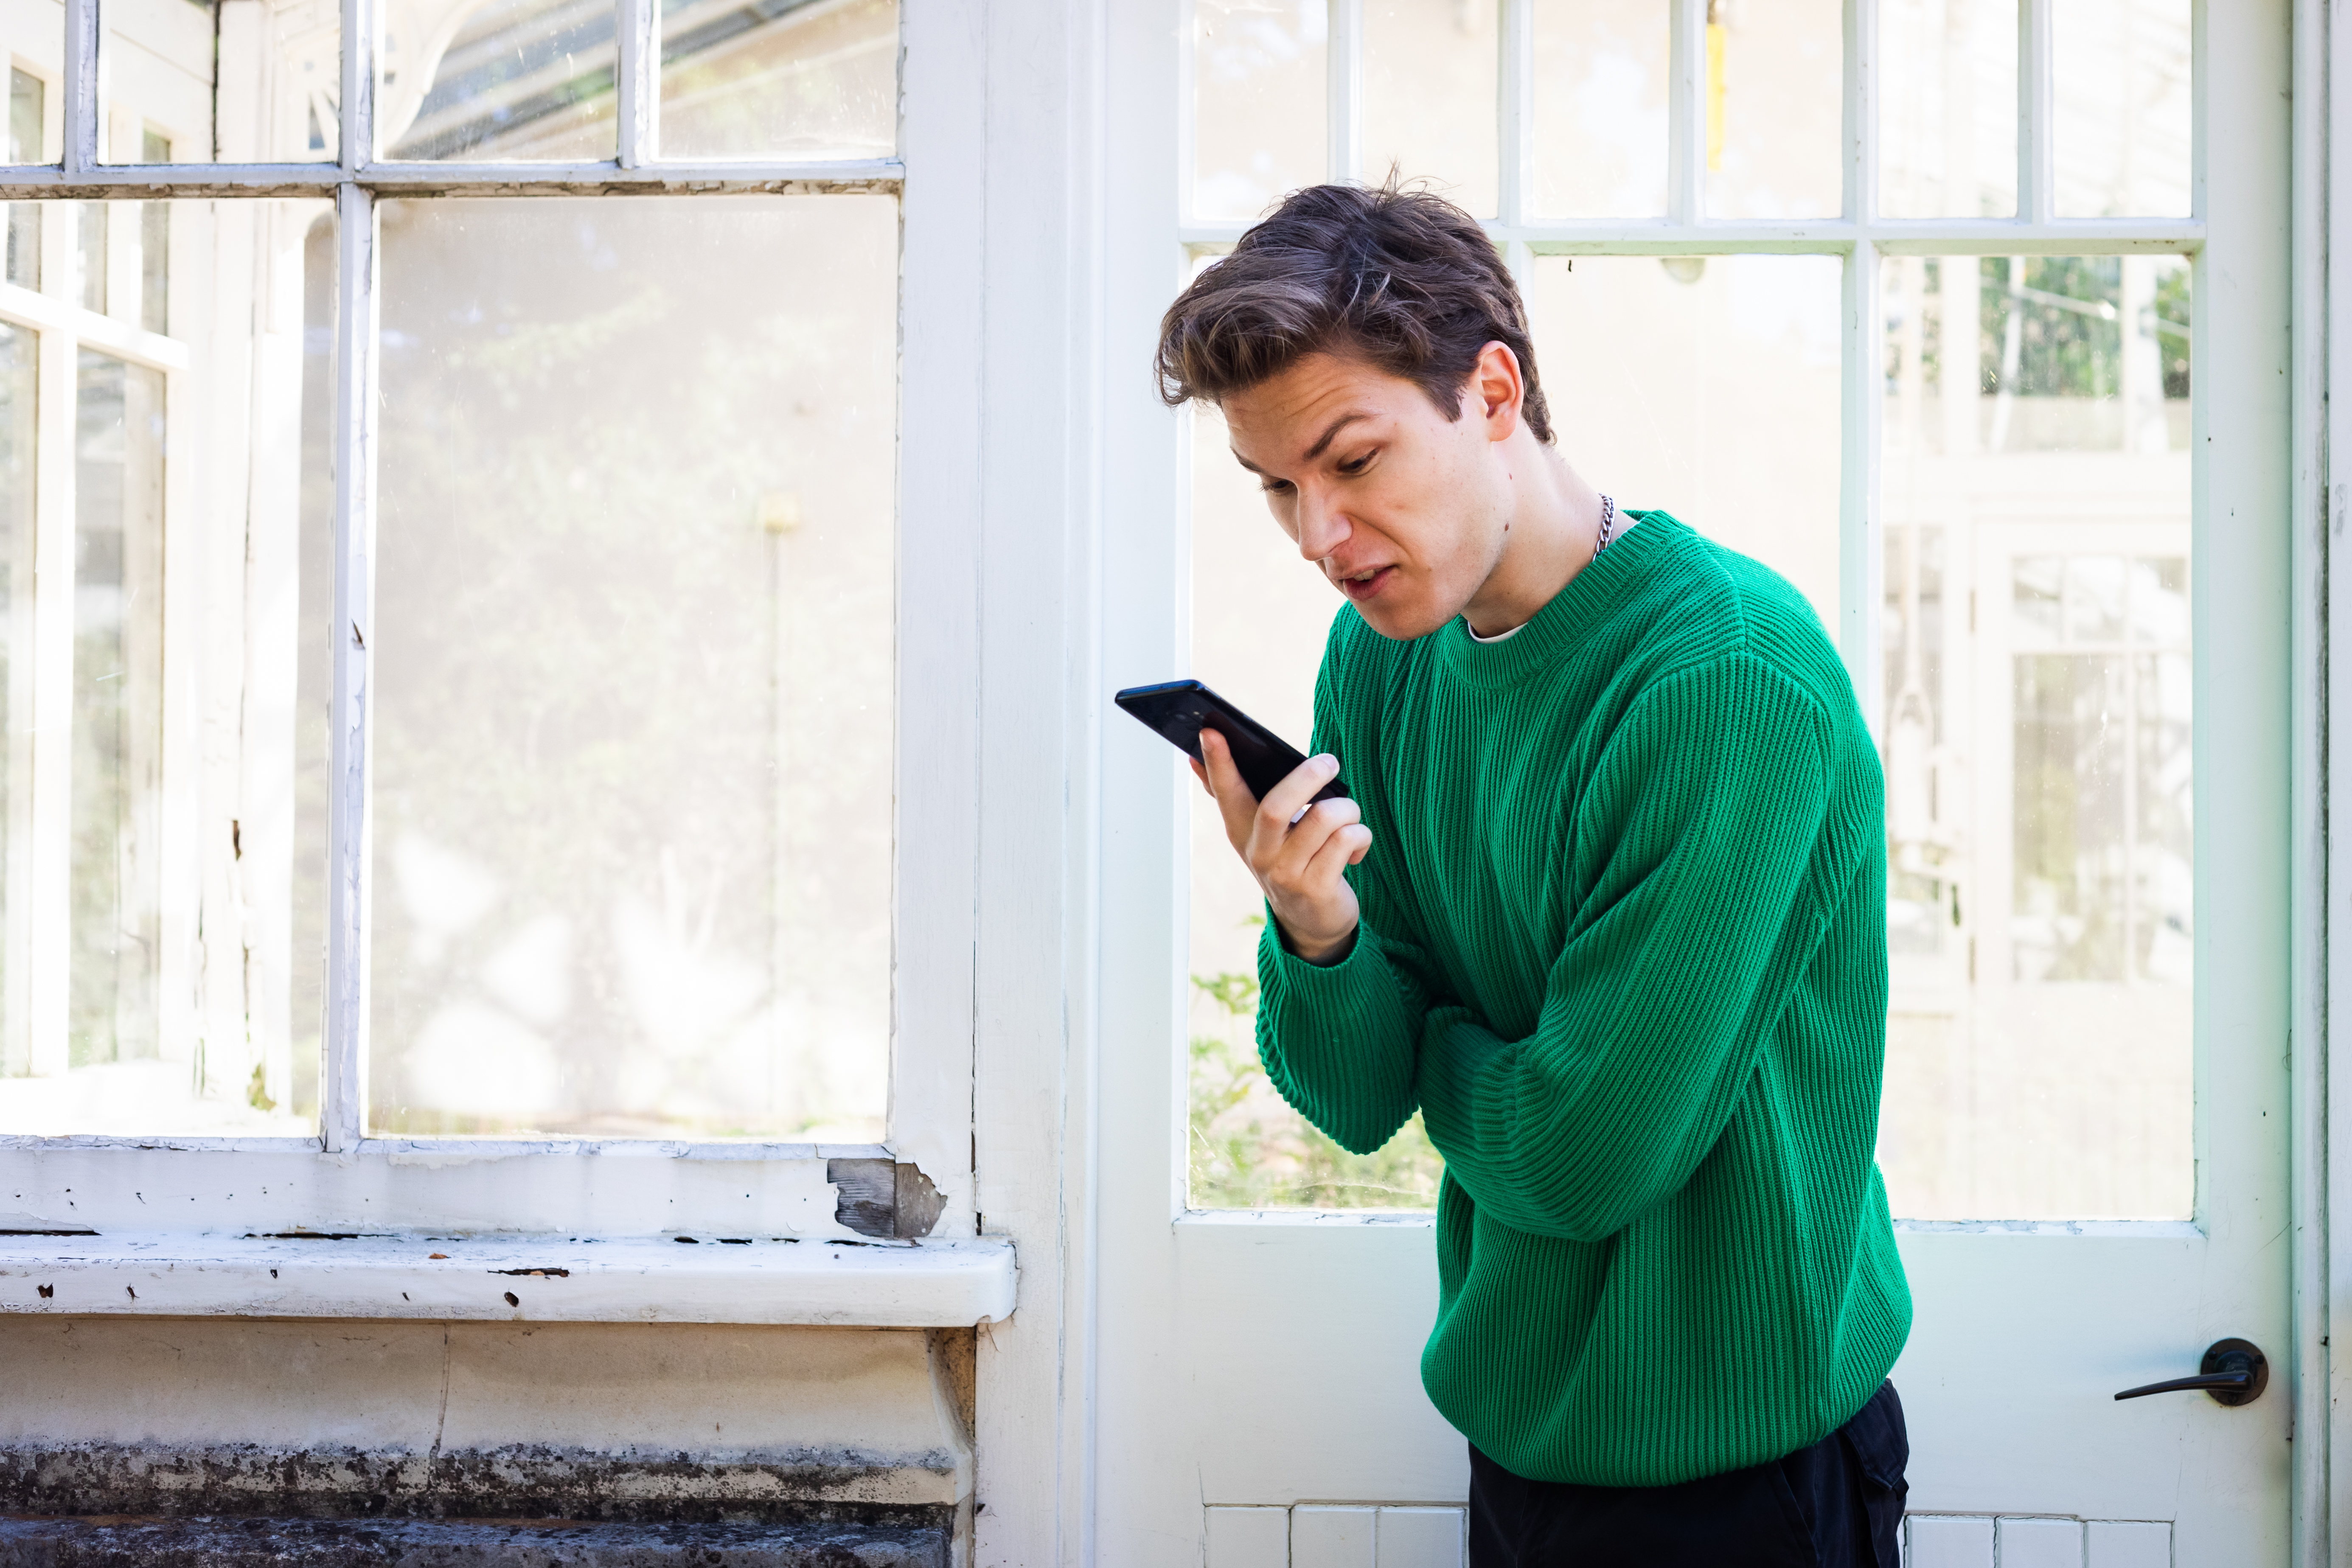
[1252,635,1451,1156]
[1414,652,1835,1242]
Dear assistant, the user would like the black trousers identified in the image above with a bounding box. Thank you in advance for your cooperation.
[1468,1382,1908,1568]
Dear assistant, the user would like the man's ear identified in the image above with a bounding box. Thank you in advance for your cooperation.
[1467,341,1524,439]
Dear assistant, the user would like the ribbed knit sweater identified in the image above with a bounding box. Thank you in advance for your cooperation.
[1255,511,1911,1487]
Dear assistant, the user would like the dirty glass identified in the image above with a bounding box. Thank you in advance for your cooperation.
[1704,0,1842,220]
[0,201,334,1139]
[1524,254,1844,626]
[1362,0,1497,218]
[382,0,617,161]
[96,0,340,163]
[2053,0,2190,217]
[659,0,896,161]
[369,195,895,1141]
[1878,252,2192,1219]
[1193,0,1326,222]
[1879,0,2018,219]
[1529,0,1667,219]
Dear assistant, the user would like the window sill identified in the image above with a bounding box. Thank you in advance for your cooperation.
[0,1232,1016,1327]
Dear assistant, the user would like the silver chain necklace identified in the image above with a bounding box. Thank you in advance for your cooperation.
[1593,493,1619,556]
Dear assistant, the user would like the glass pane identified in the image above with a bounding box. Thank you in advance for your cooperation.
[0,200,334,1138]
[7,70,43,292]
[1525,254,1843,625]
[2054,0,2191,217]
[383,0,617,161]
[1705,0,1842,219]
[1878,252,2192,1220]
[1186,401,1443,1210]
[1530,0,1667,219]
[1193,0,1327,222]
[1362,0,1498,218]
[658,0,896,161]
[100,0,340,163]
[1879,0,2018,218]
[370,195,895,1140]
[0,329,29,1086]
[70,351,165,1078]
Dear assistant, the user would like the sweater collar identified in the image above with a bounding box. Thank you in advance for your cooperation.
[1432,509,1683,689]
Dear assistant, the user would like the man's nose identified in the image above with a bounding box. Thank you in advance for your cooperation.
[1294,483,1349,561]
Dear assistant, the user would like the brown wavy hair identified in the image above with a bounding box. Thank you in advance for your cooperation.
[1154,178,1552,444]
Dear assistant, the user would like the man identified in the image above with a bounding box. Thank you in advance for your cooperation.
[1156,181,1913,1566]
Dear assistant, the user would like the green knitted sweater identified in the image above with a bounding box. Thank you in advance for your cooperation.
[1256,511,1911,1488]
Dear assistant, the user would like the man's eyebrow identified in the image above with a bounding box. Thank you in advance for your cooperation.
[1302,412,1372,462]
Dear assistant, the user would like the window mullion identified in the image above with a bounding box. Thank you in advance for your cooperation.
[1839,0,1879,732]
[343,0,375,170]
[1327,0,1361,185]
[323,183,376,1153]
[24,320,73,1079]
[2018,0,2054,224]
[1667,0,1705,225]
[1496,0,1530,228]
[617,0,659,168]
[61,0,95,174]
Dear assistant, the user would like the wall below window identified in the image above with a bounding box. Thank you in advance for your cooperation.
[0,1318,971,1548]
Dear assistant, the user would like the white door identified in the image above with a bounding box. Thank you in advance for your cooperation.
[1096,1,2296,1563]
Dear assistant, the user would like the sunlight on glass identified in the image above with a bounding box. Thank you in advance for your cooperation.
[2054,0,2191,217]
[1879,0,2018,218]
[101,0,340,163]
[383,0,618,161]
[660,0,896,161]
[1526,254,1843,627]
[1363,0,1498,218]
[370,196,895,1141]
[0,329,28,1089]
[1530,0,1667,219]
[1193,0,1327,222]
[1878,252,2192,1219]
[1704,0,1842,219]
[1187,402,1443,1210]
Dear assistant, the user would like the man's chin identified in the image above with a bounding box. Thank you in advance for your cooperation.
[1351,599,1456,643]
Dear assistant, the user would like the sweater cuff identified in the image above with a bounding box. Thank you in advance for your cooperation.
[1258,907,1385,1015]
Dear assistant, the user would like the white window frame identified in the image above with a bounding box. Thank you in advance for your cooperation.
[0,0,1005,1299]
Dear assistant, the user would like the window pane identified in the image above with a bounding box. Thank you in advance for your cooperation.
[1193,0,1327,222]
[1879,0,2018,218]
[2054,0,2191,217]
[98,0,340,163]
[658,0,896,161]
[8,70,44,292]
[1878,253,2192,1220]
[1526,254,1844,626]
[1530,0,1667,219]
[1186,401,1443,1210]
[0,199,333,1137]
[1705,0,1843,219]
[383,0,617,161]
[370,196,895,1141]
[1362,0,1497,218]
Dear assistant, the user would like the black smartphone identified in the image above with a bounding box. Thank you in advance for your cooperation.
[1114,679,1348,806]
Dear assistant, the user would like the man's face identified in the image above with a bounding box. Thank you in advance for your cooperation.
[1221,351,1511,642]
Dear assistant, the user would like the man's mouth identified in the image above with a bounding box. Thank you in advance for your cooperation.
[1336,565,1397,602]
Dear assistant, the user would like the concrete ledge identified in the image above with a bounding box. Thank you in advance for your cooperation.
[0,1235,1014,1327]
[0,1517,950,1567]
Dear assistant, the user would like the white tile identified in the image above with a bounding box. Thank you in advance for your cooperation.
[1375,1507,1464,1568]
[2086,1520,2172,1568]
[1205,1505,1289,1568]
[1998,1517,2085,1568]
[1291,1506,1377,1568]
[1907,1514,1995,1568]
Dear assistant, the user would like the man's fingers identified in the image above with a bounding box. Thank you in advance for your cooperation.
[1197,729,1259,848]
[1254,752,1343,846]
[1299,822,1372,890]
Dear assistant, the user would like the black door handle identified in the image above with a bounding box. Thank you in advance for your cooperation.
[2113,1338,2268,1407]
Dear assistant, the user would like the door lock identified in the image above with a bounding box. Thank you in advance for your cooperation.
[2113,1338,2268,1408]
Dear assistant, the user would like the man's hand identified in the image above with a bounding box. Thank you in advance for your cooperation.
[1192,729,1372,966]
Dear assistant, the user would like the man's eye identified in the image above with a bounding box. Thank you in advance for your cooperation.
[1338,453,1374,476]
[1260,479,1293,494]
